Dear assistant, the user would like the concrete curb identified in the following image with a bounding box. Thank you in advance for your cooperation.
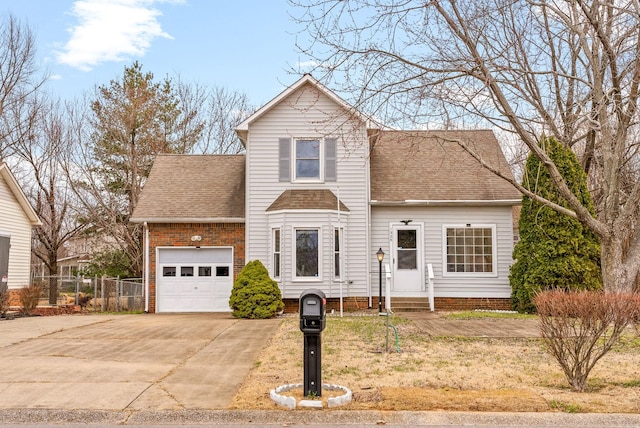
[1,409,640,426]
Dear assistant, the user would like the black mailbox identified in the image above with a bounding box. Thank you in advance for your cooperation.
[299,289,326,333]
[299,288,326,397]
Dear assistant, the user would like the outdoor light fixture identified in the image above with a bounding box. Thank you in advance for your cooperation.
[376,248,384,313]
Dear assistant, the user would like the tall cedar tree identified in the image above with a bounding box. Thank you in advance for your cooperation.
[511,138,602,313]
[87,62,203,276]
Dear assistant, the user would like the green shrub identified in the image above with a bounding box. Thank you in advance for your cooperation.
[229,260,284,319]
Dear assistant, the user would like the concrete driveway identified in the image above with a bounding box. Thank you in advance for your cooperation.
[0,313,279,411]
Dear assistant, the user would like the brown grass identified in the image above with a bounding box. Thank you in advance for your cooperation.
[230,313,640,413]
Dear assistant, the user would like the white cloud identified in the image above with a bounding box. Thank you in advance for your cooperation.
[56,0,183,71]
[297,60,320,69]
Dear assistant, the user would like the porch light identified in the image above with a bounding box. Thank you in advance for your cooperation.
[376,248,384,313]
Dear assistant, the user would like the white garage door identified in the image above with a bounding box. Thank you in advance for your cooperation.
[157,247,233,312]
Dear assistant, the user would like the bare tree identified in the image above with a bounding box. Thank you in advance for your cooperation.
[176,80,253,154]
[0,14,48,158]
[291,0,640,292]
[9,94,84,303]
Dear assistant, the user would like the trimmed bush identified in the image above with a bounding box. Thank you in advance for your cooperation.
[229,260,284,319]
[535,289,640,392]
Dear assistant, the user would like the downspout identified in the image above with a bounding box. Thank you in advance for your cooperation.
[144,222,149,313]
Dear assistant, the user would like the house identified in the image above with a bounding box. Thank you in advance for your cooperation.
[0,162,41,293]
[131,75,521,313]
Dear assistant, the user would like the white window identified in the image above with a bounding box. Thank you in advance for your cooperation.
[279,137,337,182]
[334,228,342,278]
[272,228,281,278]
[443,225,496,276]
[295,139,321,180]
[295,228,320,279]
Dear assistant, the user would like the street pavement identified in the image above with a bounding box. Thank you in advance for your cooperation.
[0,313,639,427]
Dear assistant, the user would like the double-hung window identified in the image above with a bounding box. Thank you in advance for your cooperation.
[279,137,337,182]
[334,228,342,278]
[444,225,496,275]
[272,228,281,278]
[296,139,321,180]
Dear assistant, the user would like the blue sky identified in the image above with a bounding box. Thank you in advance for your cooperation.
[2,0,312,106]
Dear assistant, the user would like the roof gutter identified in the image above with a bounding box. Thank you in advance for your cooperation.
[143,222,149,313]
[369,199,522,207]
[130,217,246,224]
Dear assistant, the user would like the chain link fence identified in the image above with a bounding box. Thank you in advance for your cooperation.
[30,276,144,312]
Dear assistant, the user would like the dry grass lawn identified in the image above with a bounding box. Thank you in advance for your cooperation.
[230,312,640,413]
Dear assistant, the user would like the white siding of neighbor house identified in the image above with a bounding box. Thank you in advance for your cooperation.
[245,83,370,299]
[370,206,515,298]
[0,175,33,288]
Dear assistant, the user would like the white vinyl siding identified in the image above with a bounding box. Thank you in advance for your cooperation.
[245,83,370,299]
[0,176,34,288]
[370,206,514,298]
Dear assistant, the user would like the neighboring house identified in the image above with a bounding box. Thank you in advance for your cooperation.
[132,75,521,313]
[0,162,41,290]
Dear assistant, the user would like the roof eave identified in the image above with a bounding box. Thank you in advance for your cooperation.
[370,199,522,207]
[236,74,376,134]
[265,208,351,214]
[130,217,246,224]
[0,163,42,226]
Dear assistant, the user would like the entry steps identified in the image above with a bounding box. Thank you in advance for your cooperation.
[390,297,430,312]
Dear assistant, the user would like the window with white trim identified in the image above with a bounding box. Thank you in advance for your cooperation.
[444,225,496,274]
[295,228,319,278]
[279,137,337,182]
[272,228,281,278]
[334,228,342,278]
[295,139,321,180]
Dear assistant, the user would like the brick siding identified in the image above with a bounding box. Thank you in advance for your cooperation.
[146,223,245,313]
[284,296,512,314]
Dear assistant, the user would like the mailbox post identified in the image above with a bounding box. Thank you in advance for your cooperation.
[299,289,326,397]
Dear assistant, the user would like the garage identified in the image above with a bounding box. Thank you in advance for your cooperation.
[156,247,234,312]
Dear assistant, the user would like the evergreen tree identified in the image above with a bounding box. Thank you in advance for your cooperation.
[76,62,204,275]
[229,260,284,319]
[510,137,602,313]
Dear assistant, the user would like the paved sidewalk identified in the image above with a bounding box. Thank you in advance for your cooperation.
[0,313,278,411]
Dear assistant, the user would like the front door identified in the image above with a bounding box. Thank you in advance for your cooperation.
[392,224,423,293]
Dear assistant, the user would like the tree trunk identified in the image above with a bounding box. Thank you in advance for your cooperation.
[48,261,58,305]
[600,236,634,293]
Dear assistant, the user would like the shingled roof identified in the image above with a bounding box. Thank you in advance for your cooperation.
[131,154,245,222]
[370,130,521,204]
[266,189,350,212]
